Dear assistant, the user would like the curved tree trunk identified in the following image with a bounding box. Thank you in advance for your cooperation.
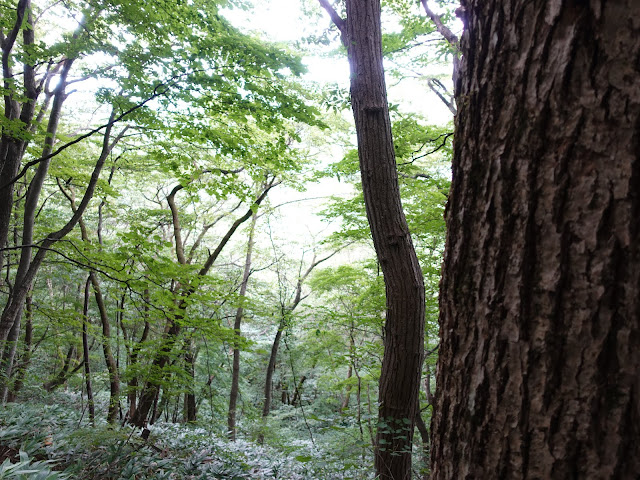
[432,2,640,478]
[90,272,120,425]
[342,0,426,478]
[318,0,427,473]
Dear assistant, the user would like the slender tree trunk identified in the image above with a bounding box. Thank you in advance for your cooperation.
[183,339,197,422]
[415,412,430,480]
[0,107,121,373]
[151,385,166,425]
[126,292,150,420]
[7,295,32,402]
[341,328,357,411]
[81,277,95,424]
[90,272,119,424]
[0,308,22,401]
[343,0,426,477]
[258,248,340,443]
[290,375,307,407]
[318,0,426,475]
[258,322,284,444]
[0,54,73,400]
[340,365,352,411]
[431,2,640,478]
[228,212,257,440]
[0,0,39,273]
[130,320,181,427]
[130,187,273,428]
[43,345,78,392]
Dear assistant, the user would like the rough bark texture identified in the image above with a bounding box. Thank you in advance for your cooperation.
[344,0,426,477]
[431,1,640,478]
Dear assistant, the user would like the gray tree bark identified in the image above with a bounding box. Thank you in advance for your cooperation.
[432,1,640,478]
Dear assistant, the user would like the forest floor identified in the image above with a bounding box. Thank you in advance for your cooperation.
[0,393,372,479]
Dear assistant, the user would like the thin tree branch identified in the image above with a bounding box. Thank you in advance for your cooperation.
[2,81,174,190]
[317,0,346,39]
[420,0,459,49]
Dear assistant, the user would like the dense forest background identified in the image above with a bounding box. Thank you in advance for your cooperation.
[0,0,457,478]
[3,0,637,478]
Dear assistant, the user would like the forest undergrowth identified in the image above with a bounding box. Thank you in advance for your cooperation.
[0,393,373,480]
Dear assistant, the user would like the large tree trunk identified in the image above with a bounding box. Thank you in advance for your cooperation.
[343,0,426,477]
[431,2,640,478]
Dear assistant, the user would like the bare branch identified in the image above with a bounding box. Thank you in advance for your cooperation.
[427,78,456,115]
[317,0,346,40]
[420,0,459,49]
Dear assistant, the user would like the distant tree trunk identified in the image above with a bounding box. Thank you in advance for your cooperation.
[127,310,150,419]
[290,375,307,407]
[415,412,430,480]
[90,272,120,424]
[130,186,274,428]
[228,212,257,440]
[340,365,352,411]
[280,380,289,405]
[7,295,33,401]
[151,384,167,425]
[258,321,284,444]
[431,2,640,478]
[183,339,197,422]
[341,328,356,411]
[130,319,181,427]
[81,277,95,424]
[43,345,80,392]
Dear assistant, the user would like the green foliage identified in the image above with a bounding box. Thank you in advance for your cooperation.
[0,452,67,480]
[0,401,373,479]
[0,1,455,478]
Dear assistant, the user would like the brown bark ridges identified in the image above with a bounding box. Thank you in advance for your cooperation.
[318,0,426,477]
[344,0,426,478]
[432,1,640,478]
